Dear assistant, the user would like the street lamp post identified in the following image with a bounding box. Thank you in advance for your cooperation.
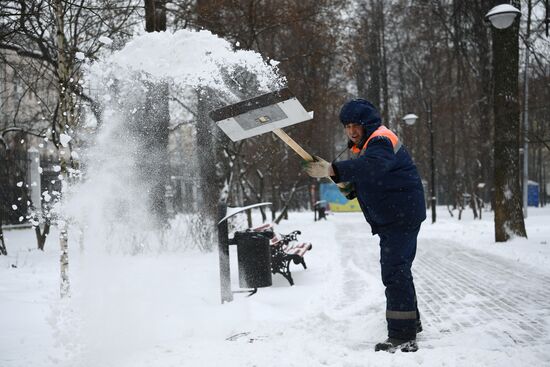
[402,107,436,224]
[426,101,436,224]
[522,34,530,219]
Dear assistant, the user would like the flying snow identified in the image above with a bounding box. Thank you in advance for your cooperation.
[89,29,284,95]
[59,133,72,147]
[98,36,113,45]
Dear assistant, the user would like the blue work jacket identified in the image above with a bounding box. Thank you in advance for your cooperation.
[332,132,426,234]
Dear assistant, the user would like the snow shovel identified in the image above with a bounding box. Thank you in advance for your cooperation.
[209,88,315,162]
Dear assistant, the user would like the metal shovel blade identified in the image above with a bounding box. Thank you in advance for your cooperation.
[209,88,313,142]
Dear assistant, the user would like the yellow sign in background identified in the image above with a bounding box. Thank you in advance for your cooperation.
[320,183,362,212]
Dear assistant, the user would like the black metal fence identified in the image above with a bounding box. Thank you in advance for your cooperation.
[0,148,30,225]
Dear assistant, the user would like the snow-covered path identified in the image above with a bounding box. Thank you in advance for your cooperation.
[330,212,550,365]
[416,238,550,350]
[2,209,550,367]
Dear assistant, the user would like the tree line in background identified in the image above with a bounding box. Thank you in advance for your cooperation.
[1,0,549,254]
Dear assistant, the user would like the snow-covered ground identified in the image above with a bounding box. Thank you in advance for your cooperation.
[1,207,550,367]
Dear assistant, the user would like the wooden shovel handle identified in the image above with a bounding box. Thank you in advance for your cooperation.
[272,128,340,186]
[272,128,314,161]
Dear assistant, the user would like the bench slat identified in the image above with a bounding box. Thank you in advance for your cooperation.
[252,223,274,232]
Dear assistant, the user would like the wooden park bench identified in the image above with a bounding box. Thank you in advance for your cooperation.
[251,223,313,286]
[217,202,313,303]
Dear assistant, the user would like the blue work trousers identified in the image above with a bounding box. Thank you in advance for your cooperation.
[379,225,421,340]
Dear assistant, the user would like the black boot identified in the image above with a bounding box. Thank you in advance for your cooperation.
[416,320,423,334]
[374,338,418,353]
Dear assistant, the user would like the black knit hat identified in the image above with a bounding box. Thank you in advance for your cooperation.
[339,99,381,127]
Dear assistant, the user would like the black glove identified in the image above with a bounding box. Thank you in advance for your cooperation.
[337,182,356,200]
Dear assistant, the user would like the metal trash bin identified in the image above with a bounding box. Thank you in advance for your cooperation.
[234,231,272,289]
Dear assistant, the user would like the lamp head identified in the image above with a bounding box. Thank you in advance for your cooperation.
[402,113,418,126]
[485,4,521,29]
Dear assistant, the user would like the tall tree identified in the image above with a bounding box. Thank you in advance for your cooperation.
[142,0,171,222]
[491,0,527,241]
[353,0,389,123]
[52,0,73,297]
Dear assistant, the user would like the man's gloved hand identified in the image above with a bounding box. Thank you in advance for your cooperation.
[337,182,356,200]
[302,156,332,178]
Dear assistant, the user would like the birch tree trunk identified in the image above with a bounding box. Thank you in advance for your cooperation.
[53,0,77,297]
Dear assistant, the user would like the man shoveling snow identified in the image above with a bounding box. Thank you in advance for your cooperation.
[303,99,426,352]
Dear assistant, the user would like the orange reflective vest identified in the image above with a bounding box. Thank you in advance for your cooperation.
[350,126,402,155]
